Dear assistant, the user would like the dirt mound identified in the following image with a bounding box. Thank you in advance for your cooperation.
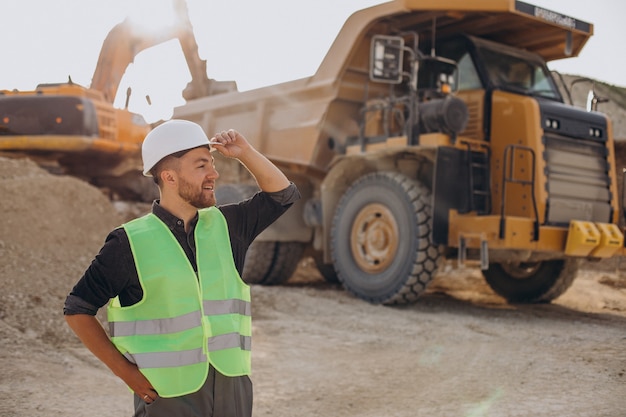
[0,156,122,346]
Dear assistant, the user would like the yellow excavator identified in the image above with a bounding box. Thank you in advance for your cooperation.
[0,0,234,200]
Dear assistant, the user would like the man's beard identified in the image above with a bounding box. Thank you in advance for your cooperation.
[178,176,216,209]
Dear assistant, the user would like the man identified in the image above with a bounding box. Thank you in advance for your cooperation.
[64,119,300,417]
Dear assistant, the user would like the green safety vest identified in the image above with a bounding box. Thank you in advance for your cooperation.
[107,207,251,398]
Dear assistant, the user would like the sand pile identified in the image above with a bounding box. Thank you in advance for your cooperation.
[0,156,122,347]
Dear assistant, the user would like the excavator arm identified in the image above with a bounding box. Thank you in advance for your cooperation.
[90,0,232,104]
[89,17,178,103]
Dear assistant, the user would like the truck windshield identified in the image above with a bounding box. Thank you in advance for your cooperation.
[476,44,560,100]
[436,36,562,101]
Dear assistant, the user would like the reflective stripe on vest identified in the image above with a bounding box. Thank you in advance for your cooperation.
[110,299,251,337]
[107,207,251,398]
[122,333,251,368]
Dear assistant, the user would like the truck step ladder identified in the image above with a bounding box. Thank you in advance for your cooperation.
[460,140,491,215]
[458,232,489,270]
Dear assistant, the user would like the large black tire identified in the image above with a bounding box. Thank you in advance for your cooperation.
[215,183,304,285]
[241,241,275,284]
[312,251,340,283]
[331,171,441,305]
[242,241,305,285]
[482,258,580,303]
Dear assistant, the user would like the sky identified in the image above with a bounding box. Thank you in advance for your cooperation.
[1,0,624,123]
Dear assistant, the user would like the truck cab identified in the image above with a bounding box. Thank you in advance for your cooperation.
[431,34,614,235]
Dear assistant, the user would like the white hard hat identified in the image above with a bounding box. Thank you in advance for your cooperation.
[141,119,209,176]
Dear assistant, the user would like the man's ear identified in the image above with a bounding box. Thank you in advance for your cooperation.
[160,169,177,186]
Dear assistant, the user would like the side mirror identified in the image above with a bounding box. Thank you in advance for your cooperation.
[622,168,626,228]
[586,88,608,112]
[586,90,597,112]
[370,35,404,84]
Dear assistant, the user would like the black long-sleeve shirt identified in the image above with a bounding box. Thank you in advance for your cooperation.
[64,183,300,315]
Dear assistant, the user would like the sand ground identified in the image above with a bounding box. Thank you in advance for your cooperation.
[1,156,624,417]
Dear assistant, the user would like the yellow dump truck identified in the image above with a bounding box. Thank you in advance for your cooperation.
[174,0,623,305]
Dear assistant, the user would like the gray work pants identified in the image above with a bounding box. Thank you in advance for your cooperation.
[132,365,253,417]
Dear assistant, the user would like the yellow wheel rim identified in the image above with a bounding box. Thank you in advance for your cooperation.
[350,203,398,274]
